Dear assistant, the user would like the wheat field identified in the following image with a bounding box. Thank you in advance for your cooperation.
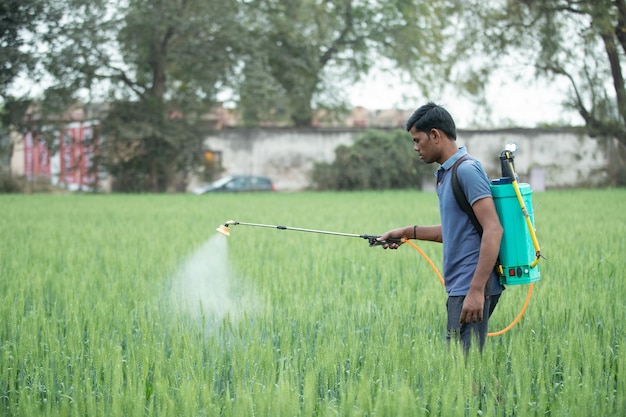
[1,189,624,416]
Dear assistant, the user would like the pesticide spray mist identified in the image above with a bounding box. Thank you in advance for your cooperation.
[172,234,252,330]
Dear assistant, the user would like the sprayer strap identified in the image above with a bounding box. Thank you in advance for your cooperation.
[451,156,503,276]
[451,156,483,237]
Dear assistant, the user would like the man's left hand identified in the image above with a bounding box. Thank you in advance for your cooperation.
[460,289,485,323]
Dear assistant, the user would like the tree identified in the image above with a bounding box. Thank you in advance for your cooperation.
[456,1,626,147]
[0,0,49,191]
[312,129,431,190]
[0,0,47,99]
[37,0,245,191]
[237,0,460,127]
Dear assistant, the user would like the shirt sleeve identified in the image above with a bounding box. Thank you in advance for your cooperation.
[456,159,492,206]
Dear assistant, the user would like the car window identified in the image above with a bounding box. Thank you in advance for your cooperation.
[225,177,247,190]
[211,176,234,188]
[251,177,272,189]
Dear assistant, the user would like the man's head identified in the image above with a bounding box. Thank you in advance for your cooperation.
[406,102,458,165]
[405,102,456,140]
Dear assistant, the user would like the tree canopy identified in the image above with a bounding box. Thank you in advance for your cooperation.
[236,0,457,126]
[30,0,246,191]
[0,0,45,99]
[457,0,626,147]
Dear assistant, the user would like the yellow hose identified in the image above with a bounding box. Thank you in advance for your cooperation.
[487,283,534,336]
[402,238,445,286]
[401,238,534,337]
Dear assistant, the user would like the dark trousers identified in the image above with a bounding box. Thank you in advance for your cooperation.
[446,293,501,352]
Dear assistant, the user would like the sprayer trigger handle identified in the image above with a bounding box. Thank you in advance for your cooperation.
[365,236,402,247]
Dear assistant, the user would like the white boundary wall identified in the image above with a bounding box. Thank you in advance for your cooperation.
[203,127,606,191]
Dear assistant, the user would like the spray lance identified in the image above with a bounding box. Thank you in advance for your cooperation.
[216,220,402,247]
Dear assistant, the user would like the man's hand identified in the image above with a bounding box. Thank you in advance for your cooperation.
[459,288,485,323]
[376,229,404,249]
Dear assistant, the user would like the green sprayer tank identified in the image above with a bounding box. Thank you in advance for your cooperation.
[490,148,541,286]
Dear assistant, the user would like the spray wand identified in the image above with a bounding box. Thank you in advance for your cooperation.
[216,220,402,247]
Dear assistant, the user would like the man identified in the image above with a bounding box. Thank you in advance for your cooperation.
[378,102,504,351]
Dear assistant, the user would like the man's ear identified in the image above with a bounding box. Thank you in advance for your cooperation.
[430,128,442,142]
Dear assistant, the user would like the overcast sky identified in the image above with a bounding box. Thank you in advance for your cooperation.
[348,68,581,129]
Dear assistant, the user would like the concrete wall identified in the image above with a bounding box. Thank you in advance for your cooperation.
[460,128,608,189]
[203,127,607,191]
[202,128,356,191]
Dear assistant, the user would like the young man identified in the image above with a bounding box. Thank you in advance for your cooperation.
[378,102,504,351]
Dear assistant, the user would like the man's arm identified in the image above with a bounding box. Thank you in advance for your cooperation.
[459,196,503,323]
[378,225,442,249]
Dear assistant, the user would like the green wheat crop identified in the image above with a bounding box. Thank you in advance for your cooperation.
[0,189,624,416]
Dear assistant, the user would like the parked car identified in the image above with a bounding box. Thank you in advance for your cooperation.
[192,175,275,194]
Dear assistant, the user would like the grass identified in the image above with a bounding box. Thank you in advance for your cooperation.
[0,189,625,416]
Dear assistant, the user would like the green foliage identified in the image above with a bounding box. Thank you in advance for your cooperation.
[0,190,625,415]
[34,0,244,192]
[101,99,205,192]
[5,0,462,130]
[238,0,459,126]
[312,129,430,190]
[0,0,46,98]
[0,175,20,193]
[457,0,626,142]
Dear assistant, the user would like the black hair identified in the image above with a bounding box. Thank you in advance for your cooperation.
[405,102,457,140]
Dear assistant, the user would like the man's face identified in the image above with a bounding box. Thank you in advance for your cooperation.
[410,127,437,164]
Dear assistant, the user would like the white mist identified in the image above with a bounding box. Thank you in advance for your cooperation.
[173,234,237,326]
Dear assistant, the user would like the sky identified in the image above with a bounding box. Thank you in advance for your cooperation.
[347,68,581,129]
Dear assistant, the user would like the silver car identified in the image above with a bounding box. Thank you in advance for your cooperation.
[192,175,275,194]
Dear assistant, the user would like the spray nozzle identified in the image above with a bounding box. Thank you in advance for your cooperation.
[215,220,238,236]
[215,225,230,236]
[505,141,518,154]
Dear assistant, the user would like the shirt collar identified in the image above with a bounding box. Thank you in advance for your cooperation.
[442,147,468,170]
[435,147,467,177]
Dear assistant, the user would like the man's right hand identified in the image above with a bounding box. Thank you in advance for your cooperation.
[377,229,404,249]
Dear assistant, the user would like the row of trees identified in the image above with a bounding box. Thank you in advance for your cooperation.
[1,0,625,191]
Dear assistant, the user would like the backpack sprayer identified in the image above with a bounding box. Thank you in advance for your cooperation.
[215,142,542,336]
[481,142,542,335]
[491,142,542,286]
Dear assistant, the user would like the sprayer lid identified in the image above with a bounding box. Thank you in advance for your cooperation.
[491,178,511,185]
[490,182,532,197]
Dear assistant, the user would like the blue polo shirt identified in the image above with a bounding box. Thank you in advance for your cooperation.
[435,147,503,296]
